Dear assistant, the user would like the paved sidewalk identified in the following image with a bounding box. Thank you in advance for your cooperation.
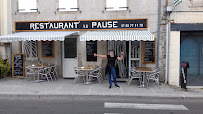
[0,77,203,99]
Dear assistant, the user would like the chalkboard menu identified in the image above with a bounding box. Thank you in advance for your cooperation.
[86,41,97,61]
[41,41,55,58]
[12,53,25,77]
[143,39,156,64]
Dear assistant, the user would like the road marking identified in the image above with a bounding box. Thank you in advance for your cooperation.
[104,113,123,114]
[104,102,189,110]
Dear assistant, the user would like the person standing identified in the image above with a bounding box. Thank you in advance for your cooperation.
[94,50,124,89]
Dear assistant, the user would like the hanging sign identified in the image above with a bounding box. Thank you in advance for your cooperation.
[15,19,148,32]
[41,41,55,58]
[143,38,156,64]
[12,53,25,77]
[86,41,97,61]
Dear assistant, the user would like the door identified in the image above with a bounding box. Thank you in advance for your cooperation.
[63,38,77,78]
[180,32,203,86]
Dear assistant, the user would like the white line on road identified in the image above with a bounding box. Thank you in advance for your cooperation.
[104,102,189,111]
[104,113,123,114]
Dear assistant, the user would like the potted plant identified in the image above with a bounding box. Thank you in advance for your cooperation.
[0,58,10,78]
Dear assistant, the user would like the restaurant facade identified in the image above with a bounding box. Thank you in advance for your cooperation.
[0,0,167,81]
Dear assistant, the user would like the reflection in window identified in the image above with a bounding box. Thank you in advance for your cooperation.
[18,0,37,12]
[58,0,78,11]
[22,41,38,60]
[106,0,127,11]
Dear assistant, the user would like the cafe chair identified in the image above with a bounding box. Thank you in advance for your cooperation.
[128,67,141,86]
[147,69,160,87]
[25,66,37,81]
[74,67,85,83]
[39,67,53,82]
[88,67,103,84]
[50,65,59,80]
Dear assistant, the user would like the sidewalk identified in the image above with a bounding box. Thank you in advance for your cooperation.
[0,77,203,99]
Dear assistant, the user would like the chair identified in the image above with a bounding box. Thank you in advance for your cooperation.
[128,67,141,86]
[147,69,160,87]
[39,67,53,82]
[50,65,59,80]
[74,67,85,83]
[88,67,103,84]
[25,66,37,81]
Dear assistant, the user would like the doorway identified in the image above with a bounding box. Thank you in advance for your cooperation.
[180,32,203,86]
[63,38,77,78]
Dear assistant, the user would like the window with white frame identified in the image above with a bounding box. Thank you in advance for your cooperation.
[18,0,38,12]
[191,0,203,7]
[22,41,38,60]
[58,0,78,11]
[106,0,127,11]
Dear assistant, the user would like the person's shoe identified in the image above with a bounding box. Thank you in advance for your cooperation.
[116,85,120,88]
[109,86,112,89]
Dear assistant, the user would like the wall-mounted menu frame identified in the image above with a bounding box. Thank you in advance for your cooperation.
[12,53,25,77]
[41,41,55,58]
[86,41,97,61]
[143,38,156,64]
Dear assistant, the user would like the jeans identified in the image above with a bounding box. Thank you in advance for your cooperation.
[107,66,118,86]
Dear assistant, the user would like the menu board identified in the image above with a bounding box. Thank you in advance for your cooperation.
[12,53,25,77]
[41,41,55,58]
[143,39,156,64]
[86,41,97,61]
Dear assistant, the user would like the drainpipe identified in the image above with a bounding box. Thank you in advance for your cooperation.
[157,0,161,70]
[165,17,171,84]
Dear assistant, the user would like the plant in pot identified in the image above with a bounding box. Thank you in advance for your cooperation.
[0,58,10,78]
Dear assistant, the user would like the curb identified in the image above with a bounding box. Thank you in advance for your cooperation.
[1,94,203,100]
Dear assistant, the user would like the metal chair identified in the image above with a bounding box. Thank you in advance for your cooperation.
[50,65,59,80]
[39,67,53,82]
[147,69,160,87]
[25,66,37,81]
[128,67,141,86]
[74,67,85,83]
[88,67,103,84]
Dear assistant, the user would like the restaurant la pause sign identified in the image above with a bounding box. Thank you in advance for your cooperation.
[14,19,155,64]
[15,19,148,31]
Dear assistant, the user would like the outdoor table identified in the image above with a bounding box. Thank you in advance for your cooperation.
[28,64,45,83]
[136,67,153,88]
[77,67,94,85]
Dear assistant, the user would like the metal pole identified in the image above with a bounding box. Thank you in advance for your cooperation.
[157,0,161,70]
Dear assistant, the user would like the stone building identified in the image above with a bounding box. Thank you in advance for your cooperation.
[167,0,203,87]
[0,0,167,82]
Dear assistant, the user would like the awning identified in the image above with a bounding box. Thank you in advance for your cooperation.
[80,30,155,41]
[0,31,78,41]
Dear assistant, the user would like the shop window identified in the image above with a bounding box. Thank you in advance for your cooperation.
[22,41,38,60]
[18,0,38,12]
[190,0,203,7]
[58,0,78,11]
[106,0,127,11]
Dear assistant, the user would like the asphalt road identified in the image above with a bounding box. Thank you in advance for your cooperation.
[0,95,203,114]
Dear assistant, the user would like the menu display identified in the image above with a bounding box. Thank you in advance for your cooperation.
[143,39,156,64]
[12,53,25,77]
[86,41,97,61]
[41,41,55,58]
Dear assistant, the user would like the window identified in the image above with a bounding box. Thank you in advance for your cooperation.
[58,0,78,11]
[191,0,203,7]
[22,41,38,60]
[18,0,37,12]
[106,0,127,11]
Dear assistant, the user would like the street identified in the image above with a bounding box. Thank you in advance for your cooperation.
[0,95,202,114]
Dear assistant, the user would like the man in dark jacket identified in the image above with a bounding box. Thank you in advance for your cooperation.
[94,50,124,89]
